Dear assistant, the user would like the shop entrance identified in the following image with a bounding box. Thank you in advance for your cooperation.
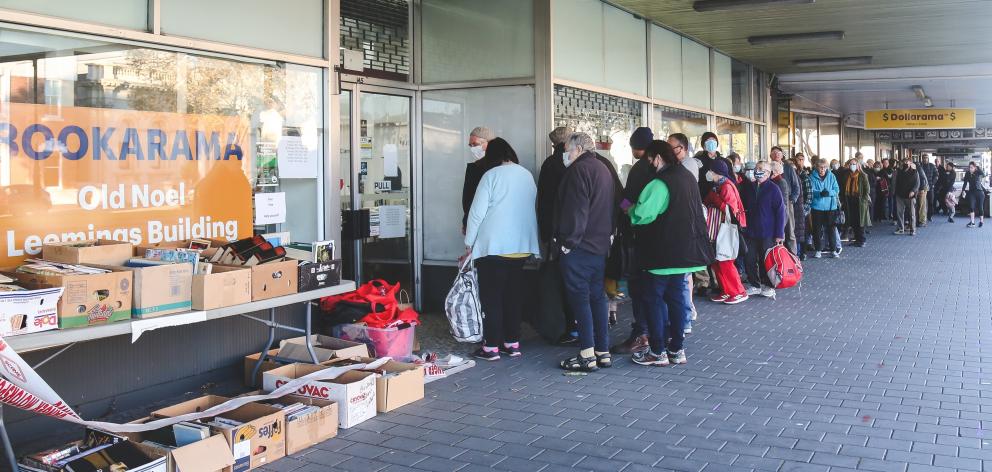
[339,84,416,299]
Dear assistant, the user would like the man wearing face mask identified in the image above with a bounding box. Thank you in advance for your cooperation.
[741,161,786,298]
[462,126,496,232]
[692,132,721,297]
[918,154,936,226]
[873,160,889,222]
[842,160,872,247]
[536,127,576,344]
[554,132,617,372]
[770,147,800,256]
[894,159,920,235]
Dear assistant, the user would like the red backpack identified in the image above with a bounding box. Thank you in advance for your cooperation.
[764,245,803,289]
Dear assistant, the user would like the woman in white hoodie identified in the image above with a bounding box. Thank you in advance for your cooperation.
[465,137,540,361]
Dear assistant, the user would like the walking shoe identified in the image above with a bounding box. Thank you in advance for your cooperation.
[668,349,688,365]
[948,217,955,223]
[724,294,748,305]
[812,251,822,258]
[691,308,698,321]
[981,221,985,228]
[836,245,843,255]
[632,350,670,366]
[557,332,578,345]
[831,250,841,258]
[683,325,692,335]
[798,252,807,261]
[853,241,865,248]
[894,229,906,234]
[610,334,648,355]
[710,294,730,303]
[910,231,917,236]
[746,286,762,296]
[499,344,521,358]
[967,222,976,228]
[473,348,500,361]
[760,287,776,299]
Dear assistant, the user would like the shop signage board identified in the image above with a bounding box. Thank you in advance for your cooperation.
[877,127,992,142]
[0,103,255,266]
[865,108,976,130]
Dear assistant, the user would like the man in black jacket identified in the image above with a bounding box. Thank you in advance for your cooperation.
[895,159,920,235]
[461,126,495,232]
[536,126,575,344]
[920,154,938,223]
[554,132,616,372]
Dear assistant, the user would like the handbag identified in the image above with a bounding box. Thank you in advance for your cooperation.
[705,206,721,242]
[832,196,846,226]
[715,205,739,262]
[443,257,484,343]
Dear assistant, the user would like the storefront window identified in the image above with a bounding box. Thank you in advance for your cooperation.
[819,117,840,162]
[715,117,748,159]
[753,69,766,121]
[650,25,682,103]
[714,55,749,118]
[731,59,750,118]
[554,85,644,184]
[652,105,707,155]
[844,126,859,160]
[0,26,324,265]
[554,0,647,96]
[794,113,818,157]
[752,125,764,162]
[0,0,148,30]
[681,39,710,110]
[422,86,536,262]
[341,0,411,81]
[859,129,876,161]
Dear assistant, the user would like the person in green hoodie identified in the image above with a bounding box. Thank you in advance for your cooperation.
[628,141,714,367]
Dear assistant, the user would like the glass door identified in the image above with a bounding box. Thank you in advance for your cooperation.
[339,84,415,294]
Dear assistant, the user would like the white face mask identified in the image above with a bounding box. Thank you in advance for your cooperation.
[706,171,719,183]
[469,145,485,161]
[563,149,578,167]
[733,165,743,173]
[745,170,755,181]
[849,164,858,172]
[830,163,839,170]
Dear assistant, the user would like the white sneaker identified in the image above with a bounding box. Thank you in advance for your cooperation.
[691,309,698,321]
[760,287,776,299]
[836,246,843,255]
[831,250,841,258]
[812,251,822,258]
[746,286,761,296]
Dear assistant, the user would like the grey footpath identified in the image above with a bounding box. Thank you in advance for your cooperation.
[263,218,992,472]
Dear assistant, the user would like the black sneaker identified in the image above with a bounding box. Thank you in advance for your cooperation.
[499,345,521,358]
[557,332,578,345]
[632,350,670,366]
[472,348,500,361]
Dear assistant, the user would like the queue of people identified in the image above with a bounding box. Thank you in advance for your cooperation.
[459,123,986,370]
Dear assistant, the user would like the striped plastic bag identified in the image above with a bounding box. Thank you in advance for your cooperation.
[444,257,483,343]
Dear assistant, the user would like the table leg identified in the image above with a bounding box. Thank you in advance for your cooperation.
[0,406,17,471]
[304,302,318,364]
[250,307,278,385]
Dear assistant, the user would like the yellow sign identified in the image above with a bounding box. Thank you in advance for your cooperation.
[865,108,976,130]
[0,103,254,266]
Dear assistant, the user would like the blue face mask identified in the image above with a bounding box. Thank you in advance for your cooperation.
[754,170,767,181]
[704,140,718,153]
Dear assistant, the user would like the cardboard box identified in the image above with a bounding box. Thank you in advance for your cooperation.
[279,335,370,363]
[151,395,286,472]
[240,259,298,301]
[0,287,61,337]
[116,419,235,472]
[297,259,342,292]
[14,270,132,329]
[262,364,376,429]
[238,392,338,455]
[330,357,425,412]
[42,239,134,266]
[136,239,226,260]
[244,349,282,388]
[98,263,193,318]
[194,266,251,310]
[22,438,167,472]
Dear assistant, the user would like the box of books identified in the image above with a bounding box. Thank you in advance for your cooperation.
[262,364,376,429]
[238,392,339,455]
[193,265,251,310]
[94,261,193,319]
[13,262,132,328]
[117,418,235,472]
[19,437,166,472]
[0,285,62,337]
[327,357,425,412]
[297,259,341,292]
[151,395,286,472]
[207,236,297,301]
[42,239,134,266]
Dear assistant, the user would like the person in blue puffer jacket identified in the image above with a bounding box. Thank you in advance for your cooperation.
[809,158,841,258]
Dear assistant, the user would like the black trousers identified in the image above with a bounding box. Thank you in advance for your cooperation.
[811,210,840,252]
[744,236,774,288]
[845,196,865,243]
[475,256,527,348]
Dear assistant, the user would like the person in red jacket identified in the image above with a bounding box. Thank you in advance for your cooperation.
[703,159,749,305]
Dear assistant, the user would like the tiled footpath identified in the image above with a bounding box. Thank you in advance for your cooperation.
[263,218,992,472]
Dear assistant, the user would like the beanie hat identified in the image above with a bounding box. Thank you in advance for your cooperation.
[470,126,496,141]
[710,158,733,181]
[548,127,572,146]
[629,127,653,150]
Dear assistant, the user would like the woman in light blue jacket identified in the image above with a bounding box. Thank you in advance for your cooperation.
[465,138,540,361]
[809,159,841,258]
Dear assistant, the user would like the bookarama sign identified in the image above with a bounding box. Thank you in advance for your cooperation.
[0,103,254,265]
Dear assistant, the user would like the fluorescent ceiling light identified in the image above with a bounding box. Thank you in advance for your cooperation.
[911,85,926,100]
[748,31,844,46]
[693,0,814,12]
[923,97,934,108]
[793,56,872,67]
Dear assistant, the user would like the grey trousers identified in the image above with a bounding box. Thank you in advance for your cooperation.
[896,197,916,230]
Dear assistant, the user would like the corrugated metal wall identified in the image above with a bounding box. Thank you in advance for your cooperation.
[7,305,307,448]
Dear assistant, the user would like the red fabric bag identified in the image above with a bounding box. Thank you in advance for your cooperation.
[764,245,803,289]
[319,280,419,329]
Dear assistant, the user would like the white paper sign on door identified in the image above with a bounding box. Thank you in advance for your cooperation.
[378,205,406,239]
[255,192,287,225]
[277,136,319,178]
[383,144,399,178]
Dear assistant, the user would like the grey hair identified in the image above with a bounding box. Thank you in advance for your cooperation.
[769,161,784,175]
[565,132,596,154]
[755,160,770,172]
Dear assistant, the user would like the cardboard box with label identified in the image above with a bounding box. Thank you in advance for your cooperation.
[0,287,62,337]
[297,259,342,292]
[328,357,425,412]
[151,395,286,472]
[262,364,377,429]
[14,270,133,329]
[238,392,339,455]
[116,419,235,472]
[42,239,135,266]
[194,266,251,310]
[279,335,370,363]
[96,263,193,318]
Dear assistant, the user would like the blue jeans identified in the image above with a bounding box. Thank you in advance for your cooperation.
[627,272,647,338]
[560,248,610,352]
[641,272,688,354]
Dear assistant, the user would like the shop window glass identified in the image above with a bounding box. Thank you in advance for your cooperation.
[553,0,604,86]
[753,125,765,162]
[554,85,644,185]
[794,113,818,157]
[340,0,411,81]
[731,59,750,118]
[819,117,840,162]
[859,129,876,161]
[650,25,682,103]
[422,0,533,83]
[422,86,536,261]
[715,117,747,159]
[753,69,765,121]
[0,26,324,266]
[603,4,646,96]
[162,0,324,57]
[652,105,707,155]
[0,0,147,30]
[844,126,859,159]
[681,39,710,110]
[712,52,732,115]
